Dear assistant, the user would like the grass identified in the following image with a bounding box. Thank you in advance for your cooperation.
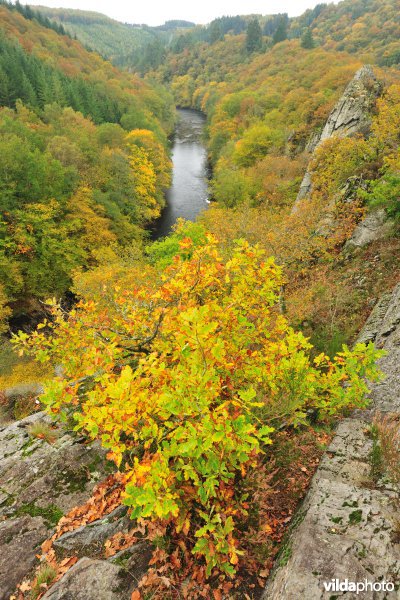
[30,563,57,599]
[373,414,400,484]
[27,421,58,444]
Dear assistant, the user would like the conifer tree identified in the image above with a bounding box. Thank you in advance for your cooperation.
[246,18,263,53]
[301,27,315,49]
[272,16,288,45]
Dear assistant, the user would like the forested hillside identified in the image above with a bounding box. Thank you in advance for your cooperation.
[31,5,195,70]
[0,1,175,328]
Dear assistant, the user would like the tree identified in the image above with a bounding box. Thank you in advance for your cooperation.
[246,18,263,53]
[301,27,316,49]
[272,16,288,45]
[209,21,223,44]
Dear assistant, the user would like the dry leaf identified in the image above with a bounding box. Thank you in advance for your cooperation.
[19,581,31,593]
[131,590,141,600]
[41,539,53,554]
[259,569,270,578]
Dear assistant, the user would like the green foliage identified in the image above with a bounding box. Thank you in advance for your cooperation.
[272,17,288,45]
[233,124,284,168]
[0,35,122,124]
[0,3,174,318]
[212,163,256,207]
[361,172,400,220]
[146,220,207,269]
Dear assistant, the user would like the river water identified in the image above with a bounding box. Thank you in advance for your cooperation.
[151,108,209,239]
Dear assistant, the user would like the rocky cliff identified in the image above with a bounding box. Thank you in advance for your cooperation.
[294,66,382,207]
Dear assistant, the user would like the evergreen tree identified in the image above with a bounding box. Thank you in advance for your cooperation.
[246,18,263,53]
[301,27,315,49]
[209,21,223,44]
[272,17,288,45]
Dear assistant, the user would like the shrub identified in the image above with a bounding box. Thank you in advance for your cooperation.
[16,236,383,577]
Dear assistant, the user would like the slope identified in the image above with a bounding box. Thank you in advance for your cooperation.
[0,1,175,325]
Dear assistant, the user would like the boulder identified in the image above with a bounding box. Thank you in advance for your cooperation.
[41,558,134,600]
[53,506,130,558]
[41,544,152,600]
[0,516,48,600]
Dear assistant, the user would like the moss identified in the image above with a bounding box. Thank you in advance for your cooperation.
[64,467,91,493]
[342,499,358,508]
[15,502,63,526]
[87,453,103,473]
[331,516,343,524]
[111,550,132,569]
[348,509,363,525]
[277,542,292,567]
[0,490,15,507]
[21,437,38,457]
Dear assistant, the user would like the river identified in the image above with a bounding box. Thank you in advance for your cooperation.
[151,108,210,239]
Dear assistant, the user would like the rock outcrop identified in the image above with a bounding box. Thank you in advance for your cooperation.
[262,284,400,599]
[344,208,394,251]
[0,409,153,599]
[0,411,110,599]
[41,558,135,600]
[294,66,382,207]
[41,544,152,600]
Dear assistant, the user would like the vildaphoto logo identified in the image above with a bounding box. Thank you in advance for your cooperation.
[323,579,395,594]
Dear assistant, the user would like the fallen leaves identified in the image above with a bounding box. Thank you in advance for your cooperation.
[104,531,138,558]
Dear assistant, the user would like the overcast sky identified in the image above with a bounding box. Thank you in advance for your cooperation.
[26,0,333,26]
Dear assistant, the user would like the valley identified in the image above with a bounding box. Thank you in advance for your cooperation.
[0,1,399,598]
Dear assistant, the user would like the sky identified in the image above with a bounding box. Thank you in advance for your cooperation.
[25,0,331,27]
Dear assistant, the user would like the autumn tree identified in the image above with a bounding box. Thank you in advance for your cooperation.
[17,234,383,577]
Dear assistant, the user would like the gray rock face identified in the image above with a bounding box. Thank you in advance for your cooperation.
[0,411,107,515]
[319,65,381,143]
[345,208,394,250]
[0,516,48,600]
[294,66,382,207]
[41,543,152,600]
[0,411,110,597]
[263,283,400,599]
